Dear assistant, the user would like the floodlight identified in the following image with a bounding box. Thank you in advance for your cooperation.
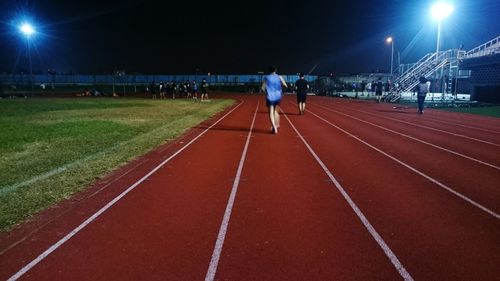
[19,23,35,37]
[431,3,454,20]
[386,37,393,44]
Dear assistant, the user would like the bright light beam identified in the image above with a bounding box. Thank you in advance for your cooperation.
[19,23,36,37]
[431,3,454,21]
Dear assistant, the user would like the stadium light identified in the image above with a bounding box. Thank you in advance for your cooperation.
[431,3,454,56]
[19,22,37,97]
[19,22,36,37]
[386,37,394,77]
[431,3,454,20]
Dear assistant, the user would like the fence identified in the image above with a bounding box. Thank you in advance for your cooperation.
[0,74,317,86]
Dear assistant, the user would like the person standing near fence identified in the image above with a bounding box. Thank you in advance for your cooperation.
[150,81,157,99]
[294,73,309,115]
[159,81,165,99]
[417,76,431,114]
[200,78,209,101]
[261,65,287,134]
[192,81,198,100]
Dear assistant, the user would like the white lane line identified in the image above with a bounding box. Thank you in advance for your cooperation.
[331,104,500,147]
[0,158,148,257]
[308,109,500,220]
[7,101,245,281]
[418,118,500,135]
[312,103,500,171]
[205,102,259,281]
[282,111,414,281]
[0,114,209,197]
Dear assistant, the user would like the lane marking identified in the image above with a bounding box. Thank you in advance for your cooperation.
[0,114,209,197]
[0,158,148,257]
[7,101,245,281]
[282,111,414,281]
[325,102,500,147]
[416,118,500,135]
[205,102,259,281]
[311,103,500,171]
[307,109,500,220]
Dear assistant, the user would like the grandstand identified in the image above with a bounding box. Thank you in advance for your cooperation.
[386,35,500,103]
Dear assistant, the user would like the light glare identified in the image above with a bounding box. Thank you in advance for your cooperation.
[431,3,454,20]
[386,37,393,43]
[20,23,35,37]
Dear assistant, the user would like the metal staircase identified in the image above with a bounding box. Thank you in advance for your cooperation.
[385,35,500,102]
[386,50,465,102]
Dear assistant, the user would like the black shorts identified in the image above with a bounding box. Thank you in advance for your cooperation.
[297,94,307,103]
[266,99,281,107]
[375,91,382,96]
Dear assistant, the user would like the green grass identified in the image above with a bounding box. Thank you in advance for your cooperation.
[438,105,500,118]
[0,98,234,231]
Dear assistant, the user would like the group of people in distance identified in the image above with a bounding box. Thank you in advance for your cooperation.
[149,79,209,101]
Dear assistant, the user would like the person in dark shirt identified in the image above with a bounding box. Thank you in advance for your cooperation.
[150,80,157,99]
[294,73,310,115]
[200,79,209,101]
[375,77,383,103]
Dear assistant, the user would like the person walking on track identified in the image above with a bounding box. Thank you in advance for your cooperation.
[375,77,383,103]
[416,76,431,114]
[294,73,310,115]
[261,65,287,134]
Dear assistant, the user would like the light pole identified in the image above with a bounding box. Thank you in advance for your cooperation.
[431,2,454,56]
[19,22,36,97]
[431,2,453,96]
[386,37,394,77]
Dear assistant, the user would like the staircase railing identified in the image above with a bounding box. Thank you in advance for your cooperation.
[466,36,500,58]
[386,50,458,102]
[398,53,434,79]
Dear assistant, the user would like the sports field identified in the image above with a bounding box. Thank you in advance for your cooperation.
[0,95,499,280]
[0,98,233,231]
[439,105,500,118]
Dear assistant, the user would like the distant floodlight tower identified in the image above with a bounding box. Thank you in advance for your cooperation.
[19,22,36,97]
[386,37,394,77]
[431,2,454,56]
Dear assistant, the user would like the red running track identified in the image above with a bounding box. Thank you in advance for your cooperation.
[0,95,499,280]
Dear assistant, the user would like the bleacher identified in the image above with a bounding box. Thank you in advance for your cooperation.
[384,35,500,103]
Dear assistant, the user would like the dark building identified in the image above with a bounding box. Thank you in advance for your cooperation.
[461,53,500,102]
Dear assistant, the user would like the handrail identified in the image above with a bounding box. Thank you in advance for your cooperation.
[399,59,449,92]
[392,50,457,93]
[466,36,500,58]
[399,53,433,78]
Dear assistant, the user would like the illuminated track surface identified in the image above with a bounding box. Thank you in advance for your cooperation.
[1,95,499,281]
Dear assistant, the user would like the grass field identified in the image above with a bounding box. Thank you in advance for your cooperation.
[0,98,234,231]
[438,105,500,118]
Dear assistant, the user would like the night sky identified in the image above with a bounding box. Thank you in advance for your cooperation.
[1,0,499,75]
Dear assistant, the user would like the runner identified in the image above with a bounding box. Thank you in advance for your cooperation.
[294,73,309,115]
[261,65,287,134]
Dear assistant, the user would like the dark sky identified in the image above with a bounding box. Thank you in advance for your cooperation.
[1,0,499,75]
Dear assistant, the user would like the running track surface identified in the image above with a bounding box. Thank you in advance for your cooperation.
[1,95,499,281]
